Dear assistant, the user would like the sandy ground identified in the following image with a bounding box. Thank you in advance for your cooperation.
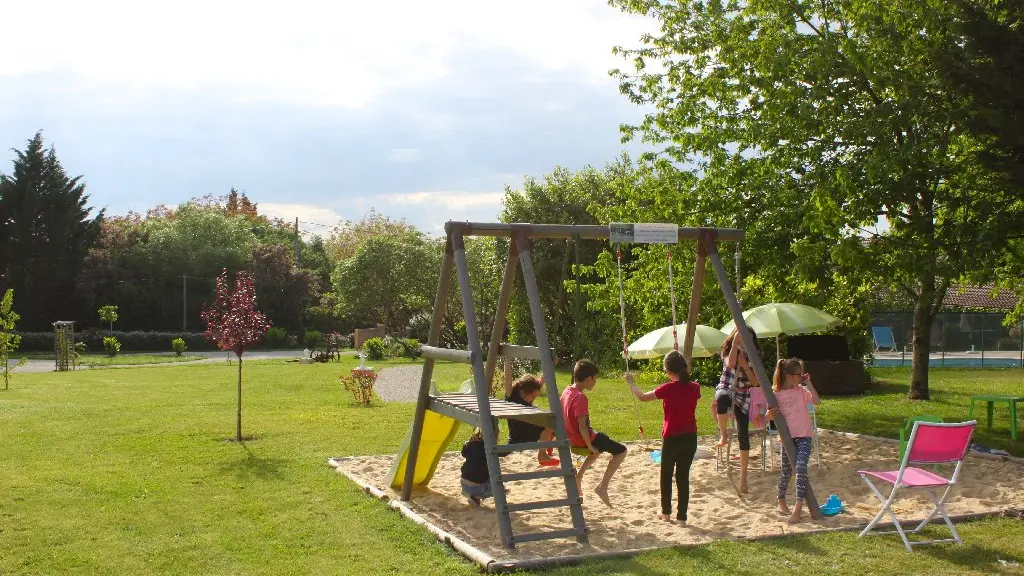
[332,430,1024,562]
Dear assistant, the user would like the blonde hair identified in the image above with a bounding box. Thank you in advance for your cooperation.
[773,358,804,391]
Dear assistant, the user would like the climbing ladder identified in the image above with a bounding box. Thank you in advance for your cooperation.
[402,226,586,549]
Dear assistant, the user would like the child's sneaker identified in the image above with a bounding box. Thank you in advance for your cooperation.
[467,495,481,507]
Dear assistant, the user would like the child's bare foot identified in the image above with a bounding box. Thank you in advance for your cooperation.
[739,480,749,494]
[714,436,728,448]
[788,510,803,524]
[778,501,791,516]
[657,513,671,521]
[594,486,612,506]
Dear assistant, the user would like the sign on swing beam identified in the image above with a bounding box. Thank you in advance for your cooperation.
[609,223,679,245]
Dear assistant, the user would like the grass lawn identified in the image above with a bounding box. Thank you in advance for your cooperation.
[0,360,1021,575]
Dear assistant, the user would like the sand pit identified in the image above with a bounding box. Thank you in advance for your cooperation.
[331,430,1024,570]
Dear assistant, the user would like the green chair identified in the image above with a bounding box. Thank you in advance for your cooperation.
[899,415,943,462]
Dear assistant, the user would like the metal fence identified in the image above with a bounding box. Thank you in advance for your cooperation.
[870,311,1024,367]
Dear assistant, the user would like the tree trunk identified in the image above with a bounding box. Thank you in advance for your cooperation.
[236,355,243,441]
[909,286,934,400]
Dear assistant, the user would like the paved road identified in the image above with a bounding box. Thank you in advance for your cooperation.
[7,350,328,373]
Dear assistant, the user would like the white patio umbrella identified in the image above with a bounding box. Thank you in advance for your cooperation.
[720,302,841,359]
[627,323,728,360]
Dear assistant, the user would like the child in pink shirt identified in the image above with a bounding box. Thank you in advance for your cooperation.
[767,357,820,524]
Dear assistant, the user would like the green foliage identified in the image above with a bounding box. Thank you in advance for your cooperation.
[303,330,322,351]
[362,337,387,361]
[15,331,218,353]
[608,0,1024,399]
[264,326,288,348]
[171,337,187,357]
[332,233,438,333]
[102,336,121,357]
[0,289,26,389]
[399,338,422,361]
[0,132,103,330]
[97,304,118,330]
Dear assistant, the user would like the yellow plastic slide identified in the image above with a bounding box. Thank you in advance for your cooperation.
[386,410,461,489]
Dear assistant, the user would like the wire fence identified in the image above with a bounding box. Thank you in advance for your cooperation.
[870,311,1024,368]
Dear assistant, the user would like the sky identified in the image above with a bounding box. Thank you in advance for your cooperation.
[0,1,656,235]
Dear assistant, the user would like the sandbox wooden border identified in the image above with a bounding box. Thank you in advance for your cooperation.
[328,429,1021,573]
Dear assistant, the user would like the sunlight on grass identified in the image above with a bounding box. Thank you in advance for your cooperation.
[0,359,1021,575]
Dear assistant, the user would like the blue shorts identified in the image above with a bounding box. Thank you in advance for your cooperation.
[460,479,492,500]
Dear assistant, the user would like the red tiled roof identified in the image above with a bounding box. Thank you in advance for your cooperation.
[942,285,1018,311]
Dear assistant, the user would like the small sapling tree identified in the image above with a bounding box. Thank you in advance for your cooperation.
[1,289,27,390]
[98,305,119,331]
[201,269,271,441]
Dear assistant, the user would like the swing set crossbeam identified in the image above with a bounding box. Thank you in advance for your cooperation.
[445,221,745,242]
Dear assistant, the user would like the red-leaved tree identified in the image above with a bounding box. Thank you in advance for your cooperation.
[201,269,271,441]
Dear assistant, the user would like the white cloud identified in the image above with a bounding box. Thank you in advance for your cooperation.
[384,191,505,208]
[0,1,655,108]
[258,203,345,234]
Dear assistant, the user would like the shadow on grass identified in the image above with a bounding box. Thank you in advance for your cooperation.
[218,441,286,481]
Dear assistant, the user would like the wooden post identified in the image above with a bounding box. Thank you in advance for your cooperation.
[681,241,707,364]
[452,231,513,548]
[484,241,519,391]
[702,232,821,518]
[401,240,454,501]
[515,230,588,543]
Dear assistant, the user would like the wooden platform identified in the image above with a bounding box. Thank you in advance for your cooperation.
[427,394,555,428]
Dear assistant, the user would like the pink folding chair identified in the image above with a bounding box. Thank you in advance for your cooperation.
[857,420,976,551]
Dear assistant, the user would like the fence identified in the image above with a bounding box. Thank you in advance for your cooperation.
[870,311,1024,367]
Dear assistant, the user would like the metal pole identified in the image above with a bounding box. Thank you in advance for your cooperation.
[981,314,985,367]
[515,230,588,544]
[703,232,821,518]
[941,313,945,367]
[401,241,455,501]
[682,242,706,365]
[182,275,187,332]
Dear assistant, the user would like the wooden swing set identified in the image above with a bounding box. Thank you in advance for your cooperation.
[395,221,820,550]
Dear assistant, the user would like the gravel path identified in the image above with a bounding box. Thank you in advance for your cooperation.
[372,364,425,402]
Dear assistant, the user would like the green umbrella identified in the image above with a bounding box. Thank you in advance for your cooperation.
[721,302,841,360]
[720,303,840,337]
[627,323,728,359]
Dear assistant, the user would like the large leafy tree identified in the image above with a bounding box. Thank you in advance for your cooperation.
[250,244,320,332]
[0,132,102,329]
[332,233,437,333]
[201,269,270,442]
[610,0,1024,398]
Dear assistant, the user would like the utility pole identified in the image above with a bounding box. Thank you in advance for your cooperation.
[182,275,187,332]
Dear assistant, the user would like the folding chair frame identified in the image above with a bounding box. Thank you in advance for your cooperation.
[858,421,976,552]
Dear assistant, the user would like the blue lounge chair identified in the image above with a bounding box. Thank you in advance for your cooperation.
[872,326,896,353]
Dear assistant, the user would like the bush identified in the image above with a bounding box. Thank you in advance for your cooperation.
[363,337,387,361]
[103,336,121,357]
[399,338,422,361]
[171,338,187,357]
[303,330,322,351]
[339,371,376,406]
[265,327,288,348]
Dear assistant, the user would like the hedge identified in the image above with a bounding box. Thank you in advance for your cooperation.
[14,331,221,353]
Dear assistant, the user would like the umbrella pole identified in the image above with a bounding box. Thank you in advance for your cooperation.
[776,335,780,362]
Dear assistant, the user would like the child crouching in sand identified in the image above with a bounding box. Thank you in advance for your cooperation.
[460,423,500,506]
[627,350,701,523]
[561,359,626,506]
[767,358,820,524]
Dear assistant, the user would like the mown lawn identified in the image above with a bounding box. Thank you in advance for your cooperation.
[17,353,208,366]
[0,360,1021,575]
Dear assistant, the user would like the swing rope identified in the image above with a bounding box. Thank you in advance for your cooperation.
[615,245,648,449]
[668,249,678,351]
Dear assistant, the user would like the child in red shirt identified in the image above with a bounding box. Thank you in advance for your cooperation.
[627,350,701,523]
[561,359,626,506]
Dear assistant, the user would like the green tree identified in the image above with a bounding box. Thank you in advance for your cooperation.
[332,233,437,333]
[98,304,118,330]
[610,0,1024,399]
[0,132,102,329]
[326,210,420,263]
[0,289,26,390]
